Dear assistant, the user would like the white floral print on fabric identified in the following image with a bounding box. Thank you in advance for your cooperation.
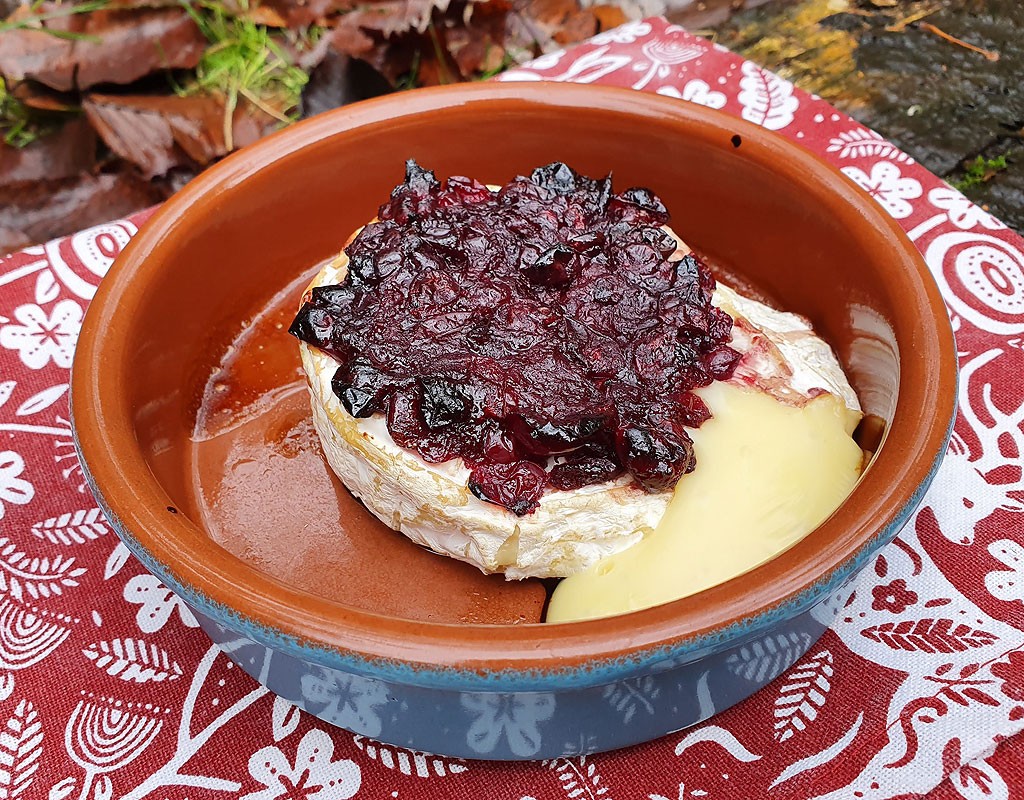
[0,451,33,519]
[244,728,360,800]
[929,187,1008,231]
[985,540,1024,604]
[840,162,923,220]
[586,19,652,46]
[657,79,726,109]
[631,38,704,89]
[0,300,82,370]
[122,574,199,633]
[738,61,798,131]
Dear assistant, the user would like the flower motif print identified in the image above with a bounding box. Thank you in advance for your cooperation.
[0,300,82,370]
[985,539,1024,604]
[657,80,726,109]
[950,753,1009,800]
[461,692,556,757]
[991,651,1024,702]
[0,451,33,520]
[840,162,922,219]
[123,574,200,633]
[929,186,1007,231]
[632,38,704,89]
[497,49,565,82]
[587,19,652,46]
[300,667,390,738]
[871,579,919,613]
[244,728,360,800]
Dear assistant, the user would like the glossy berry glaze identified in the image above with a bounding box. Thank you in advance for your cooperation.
[290,161,739,515]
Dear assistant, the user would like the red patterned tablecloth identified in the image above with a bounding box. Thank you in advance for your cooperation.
[0,16,1021,800]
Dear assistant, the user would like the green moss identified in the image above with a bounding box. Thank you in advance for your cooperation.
[722,0,869,107]
[951,155,1009,192]
[0,0,109,41]
[180,0,309,148]
[0,76,67,148]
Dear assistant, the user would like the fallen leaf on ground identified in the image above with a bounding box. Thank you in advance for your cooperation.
[10,81,79,112]
[0,117,96,187]
[0,169,167,255]
[591,4,628,29]
[553,8,598,43]
[0,6,205,91]
[84,93,279,178]
[0,226,32,255]
[227,0,358,28]
[509,0,590,52]
[326,13,379,61]
[444,0,511,77]
[346,0,476,37]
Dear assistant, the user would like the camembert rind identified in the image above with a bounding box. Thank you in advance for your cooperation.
[299,231,863,581]
[301,256,668,580]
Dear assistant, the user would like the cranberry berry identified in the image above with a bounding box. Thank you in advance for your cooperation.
[290,161,738,515]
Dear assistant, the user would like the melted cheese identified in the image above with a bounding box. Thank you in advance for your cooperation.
[545,380,864,623]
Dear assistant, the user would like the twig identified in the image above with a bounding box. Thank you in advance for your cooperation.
[239,87,290,123]
[427,20,453,84]
[222,88,236,152]
[919,22,1000,61]
[885,5,940,33]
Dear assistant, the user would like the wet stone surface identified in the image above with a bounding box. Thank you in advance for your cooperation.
[709,0,1023,232]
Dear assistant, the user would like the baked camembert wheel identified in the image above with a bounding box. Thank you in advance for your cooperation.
[290,162,865,606]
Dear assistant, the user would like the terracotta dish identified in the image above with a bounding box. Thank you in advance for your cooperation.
[71,83,957,759]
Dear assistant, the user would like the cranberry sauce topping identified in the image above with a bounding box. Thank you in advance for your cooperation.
[290,161,739,516]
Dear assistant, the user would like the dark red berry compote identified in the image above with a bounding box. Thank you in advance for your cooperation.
[290,161,740,516]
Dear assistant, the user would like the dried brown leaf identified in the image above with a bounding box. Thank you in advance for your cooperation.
[445,0,510,76]
[0,117,96,187]
[327,15,378,59]
[552,8,597,44]
[503,10,545,59]
[84,94,197,178]
[520,0,578,28]
[0,7,205,92]
[507,0,580,54]
[83,93,279,178]
[253,0,360,28]
[0,169,166,251]
[348,0,459,37]
[0,227,32,257]
[244,5,292,27]
[10,82,79,113]
[591,4,627,31]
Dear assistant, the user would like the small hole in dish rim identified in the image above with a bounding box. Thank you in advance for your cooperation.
[167,506,179,514]
[731,134,742,148]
